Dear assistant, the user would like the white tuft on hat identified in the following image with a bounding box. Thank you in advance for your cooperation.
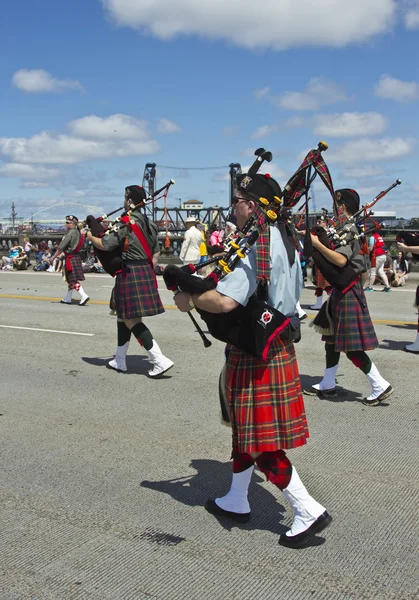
[185,216,196,223]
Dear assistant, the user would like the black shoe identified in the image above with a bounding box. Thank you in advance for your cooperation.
[79,296,90,306]
[278,511,332,549]
[304,386,337,399]
[299,314,308,321]
[362,385,393,406]
[205,499,251,523]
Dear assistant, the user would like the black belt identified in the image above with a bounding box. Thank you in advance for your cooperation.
[124,259,149,266]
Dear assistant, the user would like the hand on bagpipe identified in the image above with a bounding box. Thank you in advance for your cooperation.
[164,143,334,352]
[396,230,419,260]
[309,181,402,291]
[84,179,175,277]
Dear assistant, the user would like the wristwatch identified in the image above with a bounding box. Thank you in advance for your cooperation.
[188,295,195,310]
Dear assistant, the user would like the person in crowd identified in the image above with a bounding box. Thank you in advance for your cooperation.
[306,189,393,406]
[365,229,391,292]
[48,216,90,305]
[392,251,409,287]
[209,224,223,247]
[180,216,202,265]
[1,240,22,269]
[87,185,173,378]
[23,236,33,266]
[174,171,332,549]
[197,221,208,265]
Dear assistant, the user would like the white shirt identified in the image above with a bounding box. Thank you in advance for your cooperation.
[180,225,202,264]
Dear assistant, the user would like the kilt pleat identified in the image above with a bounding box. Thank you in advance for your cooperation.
[226,338,309,454]
[315,269,330,290]
[65,256,85,284]
[114,264,164,319]
[322,279,378,352]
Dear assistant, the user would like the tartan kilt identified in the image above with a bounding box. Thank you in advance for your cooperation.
[114,264,164,319]
[315,269,330,290]
[226,338,309,454]
[322,279,378,352]
[65,256,85,284]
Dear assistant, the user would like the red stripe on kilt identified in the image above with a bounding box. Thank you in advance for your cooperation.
[65,256,85,284]
[114,264,164,320]
[226,338,309,454]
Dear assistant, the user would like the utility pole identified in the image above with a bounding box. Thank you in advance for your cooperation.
[10,201,18,233]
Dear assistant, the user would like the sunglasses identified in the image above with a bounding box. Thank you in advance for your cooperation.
[232,196,249,206]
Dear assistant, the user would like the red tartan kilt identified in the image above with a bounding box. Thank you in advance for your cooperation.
[322,279,378,352]
[114,263,164,319]
[226,338,309,454]
[315,269,330,290]
[65,256,85,284]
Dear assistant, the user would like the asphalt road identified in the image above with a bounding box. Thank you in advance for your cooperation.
[0,270,418,600]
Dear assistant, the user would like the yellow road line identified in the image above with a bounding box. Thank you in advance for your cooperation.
[0,294,416,323]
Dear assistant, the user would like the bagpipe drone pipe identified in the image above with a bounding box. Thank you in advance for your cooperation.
[84,179,175,277]
[164,143,335,357]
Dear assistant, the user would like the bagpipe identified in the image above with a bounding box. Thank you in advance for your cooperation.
[164,142,335,357]
[84,180,175,276]
[310,181,402,292]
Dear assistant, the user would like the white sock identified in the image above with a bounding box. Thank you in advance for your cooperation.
[366,363,390,401]
[296,301,306,318]
[313,365,338,391]
[215,466,254,514]
[62,289,73,303]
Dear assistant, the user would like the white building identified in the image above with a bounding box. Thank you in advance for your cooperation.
[181,199,204,211]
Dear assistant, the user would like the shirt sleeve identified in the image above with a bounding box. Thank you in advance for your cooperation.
[216,251,257,306]
[58,230,74,252]
[150,222,160,254]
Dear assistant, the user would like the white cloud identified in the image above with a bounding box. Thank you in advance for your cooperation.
[0,114,159,165]
[273,78,348,111]
[328,137,415,164]
[374,74,419,102]
[68,114,151,140]
[313,112,388,137]
[254,87,271,100]
[12,69,83,93]
[340,166,384,178]
[0,163,61,179]
[20,181,53,189]
[157,118,181,134]
[404,0,419,28]
[102,0,395,50]
[251,125,279,139]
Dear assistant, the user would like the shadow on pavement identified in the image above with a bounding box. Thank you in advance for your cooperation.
[81,355,174,377]
[386,323,417,331]
[379,339,410,351]
[300,374,364,404]
[141,458,295,535]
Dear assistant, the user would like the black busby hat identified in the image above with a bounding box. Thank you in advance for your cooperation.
[125,185,148,208]
[236,172,282,205]
[335,188,360,215]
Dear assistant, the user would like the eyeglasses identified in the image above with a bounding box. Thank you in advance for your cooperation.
[232,196,249,206]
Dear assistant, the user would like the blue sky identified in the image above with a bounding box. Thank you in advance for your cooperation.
[0,0,419,224]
